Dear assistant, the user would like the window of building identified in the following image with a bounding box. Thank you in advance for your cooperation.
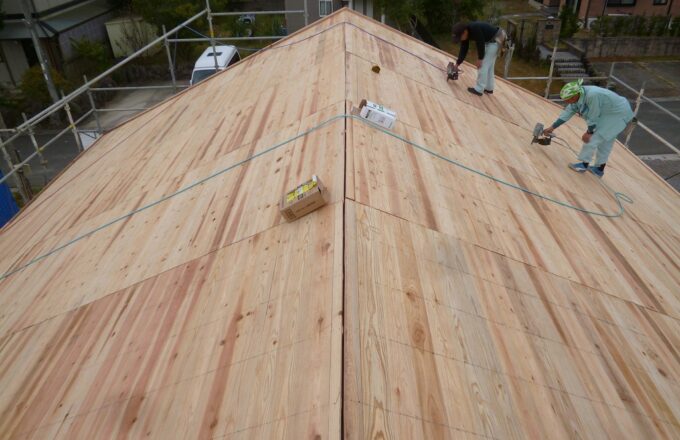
[320,0,333,16]
[653,0,668,5]
[606,0,636,5]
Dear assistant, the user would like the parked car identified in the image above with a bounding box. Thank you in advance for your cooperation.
[190,45,240,85]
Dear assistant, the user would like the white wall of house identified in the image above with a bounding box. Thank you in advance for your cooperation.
[0,41,30,86]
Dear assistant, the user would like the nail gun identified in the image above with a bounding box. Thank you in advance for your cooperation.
[446,62,460,81]
[531,123,552,146]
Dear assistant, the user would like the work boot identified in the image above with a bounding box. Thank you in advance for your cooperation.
[568,162,588,173]
[467,87,483,96]
[588,166,604,178]
[484,89,493,94]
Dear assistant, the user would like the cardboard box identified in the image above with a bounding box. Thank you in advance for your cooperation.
[358,99,397,129]
[280,175,328,222]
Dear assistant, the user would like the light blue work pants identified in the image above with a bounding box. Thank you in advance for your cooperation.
[577,133,616,166]
[474,42,499,93]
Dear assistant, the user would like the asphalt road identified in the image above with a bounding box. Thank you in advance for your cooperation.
[0,132,81,189]
[2,66,678,195]
[593,61,680,156]
[1,84,178,193]
[621,100,680,156]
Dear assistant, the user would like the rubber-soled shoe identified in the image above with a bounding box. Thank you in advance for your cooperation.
[568,162,588,173]
[484,89,493,94]
[467,87,483,96]
[588,166,604,178]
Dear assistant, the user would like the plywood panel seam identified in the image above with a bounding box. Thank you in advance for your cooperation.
[1,202,336,339]
[366,329,680,430]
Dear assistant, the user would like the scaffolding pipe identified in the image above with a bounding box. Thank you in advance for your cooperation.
[1,9,207,148]
[0,143,26,204]
[162,25,178,91]
[89,85,189,91]
[20,0,59,106]
[84,75,102,135]
[206,0,219,71]
[95,108,149,112]
[610,74,680,124]
[544,40,559,98]
[624,82,645,148]
[0,9,208,185]
[507,76,609,80]
[0,110,93,186]
[211,10,305,16]
[168,36,284,42]
[606,61,616,89]
[62,93,84,152]
[22,113,47,166]
[637,121,680,155]
[304,0,309,26]
[503,43,514,79]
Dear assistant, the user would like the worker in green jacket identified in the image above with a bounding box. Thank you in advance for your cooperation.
[542,79,634,177]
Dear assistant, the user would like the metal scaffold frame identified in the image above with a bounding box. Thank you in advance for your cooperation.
[502,44,680,157]
[1,5,678,206]
[0,1,306,204]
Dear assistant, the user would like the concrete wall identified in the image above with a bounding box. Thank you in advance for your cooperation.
[0,41,30,86]
[567,36,680,58]
[105,16,159,59]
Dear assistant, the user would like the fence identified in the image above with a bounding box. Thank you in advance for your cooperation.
[1,6,679,208]
[502,44,680,157]
[0,1,306,205]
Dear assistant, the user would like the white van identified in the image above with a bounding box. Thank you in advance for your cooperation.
[190,45,240,85]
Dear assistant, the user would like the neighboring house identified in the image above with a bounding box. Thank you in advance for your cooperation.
[558,0,679,23]
[284,0,376,32]
[0,0,117,87]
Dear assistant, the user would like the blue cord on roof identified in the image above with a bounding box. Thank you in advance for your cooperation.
[1,114,632,281]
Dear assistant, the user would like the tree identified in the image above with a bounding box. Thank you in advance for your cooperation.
[131,0,202,29]
[128,0,234,30]
[70,37,112,77]
[374,0,426,29]
[559,6,579,38]
[424,0,452,33]
[19,66,71,112]
[450,0,486,23]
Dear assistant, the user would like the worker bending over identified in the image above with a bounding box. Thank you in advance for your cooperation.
[543,79,634,178]
[451,21,507,96]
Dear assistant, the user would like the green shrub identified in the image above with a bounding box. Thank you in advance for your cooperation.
[559,6,580,38]
[19,66,71,109]
[69,37,112,78]
[591,14,676,37]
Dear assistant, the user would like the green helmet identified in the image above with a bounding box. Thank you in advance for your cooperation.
[560,79,584,100]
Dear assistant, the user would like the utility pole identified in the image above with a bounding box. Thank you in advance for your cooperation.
[205,0,218,70]
[21,0,60,106]
[304,0,309,26]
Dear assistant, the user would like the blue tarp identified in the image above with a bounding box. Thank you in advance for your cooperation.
[0,170,19,228]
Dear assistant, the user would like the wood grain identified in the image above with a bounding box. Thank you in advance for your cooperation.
[1,8,678,440]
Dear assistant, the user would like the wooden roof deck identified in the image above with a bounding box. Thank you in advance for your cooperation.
[1,8,679,439]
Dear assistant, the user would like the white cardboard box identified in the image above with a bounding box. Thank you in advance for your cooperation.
[359,99,397,130]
